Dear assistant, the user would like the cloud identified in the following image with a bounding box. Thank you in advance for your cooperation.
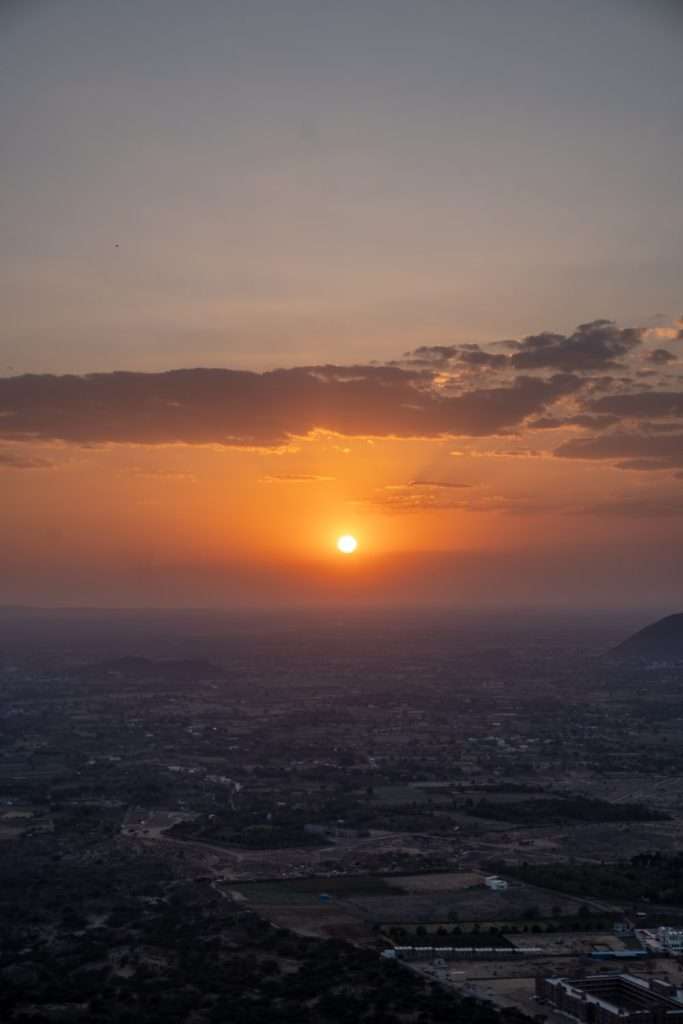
[573,495,683,518]
[404,320,646,377]
[259,473,335,483]
[408,478,470,489]
[613,459,675,471]
[457,347,509,369]
[0,367,582,447]
[510,320,642,373]
[637,421,683,433]
[402,343,509,370]
[589,391,683,419]
[370,485,512,514]
[528,413,619,431]
[0,320,677,457]
[129,468,197,482]
[646,348,677,365]
[403,344,460,368]
[372,482,683,519]
[450,446,543,459]
[644,315,683,342]
[0,448,53,470]
[554,431,683,471]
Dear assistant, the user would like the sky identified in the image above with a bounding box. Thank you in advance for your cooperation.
[1,0,682,609]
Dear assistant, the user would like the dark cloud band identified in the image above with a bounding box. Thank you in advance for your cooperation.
[0,366,581,446]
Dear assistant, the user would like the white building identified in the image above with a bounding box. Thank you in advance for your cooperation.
[657,928,683,953]
[485,875,508,891]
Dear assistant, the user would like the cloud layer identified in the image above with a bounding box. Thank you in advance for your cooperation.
[556,432,683,471]
[404,320,647,374]
[0,320,680,475]
[0,366,581,446]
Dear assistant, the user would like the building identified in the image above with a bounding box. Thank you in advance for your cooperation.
[636,928,683,955]
[590,951,649,961]
[385,945,542,962]
[658,929,683,954]
[484,875,508,891]
[536,974,683,1024]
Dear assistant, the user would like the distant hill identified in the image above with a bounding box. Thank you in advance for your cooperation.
[612,613,683,663]
[70,656,224,682]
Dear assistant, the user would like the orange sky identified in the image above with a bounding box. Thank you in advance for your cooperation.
[1,329,682,609]
[2,3,682,609]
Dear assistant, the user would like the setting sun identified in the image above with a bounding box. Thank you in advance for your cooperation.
[336,534,358,555]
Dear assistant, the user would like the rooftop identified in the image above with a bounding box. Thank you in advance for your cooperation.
[546,974,683,1014]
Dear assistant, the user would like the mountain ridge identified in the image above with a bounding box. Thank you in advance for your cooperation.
[612,612,683,662]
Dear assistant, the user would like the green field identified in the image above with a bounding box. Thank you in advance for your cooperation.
[235,874,401,905]
[371,785,431,806]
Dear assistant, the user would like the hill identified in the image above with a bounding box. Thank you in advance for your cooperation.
[612,612,683,663]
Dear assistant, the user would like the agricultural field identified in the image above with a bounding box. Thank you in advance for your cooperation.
[231,869,616,948]
[234,874,399,906]
[391,871,485,892]
[371,785,434,806]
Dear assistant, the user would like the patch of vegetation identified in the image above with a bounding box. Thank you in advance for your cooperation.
[384,924,514,948]
[497,852,683,905]
[466,795,668,824]
[236,875,400,904]
[0,837,533,1024]
[167,818,331,849]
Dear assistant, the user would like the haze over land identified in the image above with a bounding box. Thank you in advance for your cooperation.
[3,605,683,1023]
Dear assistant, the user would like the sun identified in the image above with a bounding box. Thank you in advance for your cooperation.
[336,534,358,555]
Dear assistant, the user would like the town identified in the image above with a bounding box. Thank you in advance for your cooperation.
[1,607,683,1022]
